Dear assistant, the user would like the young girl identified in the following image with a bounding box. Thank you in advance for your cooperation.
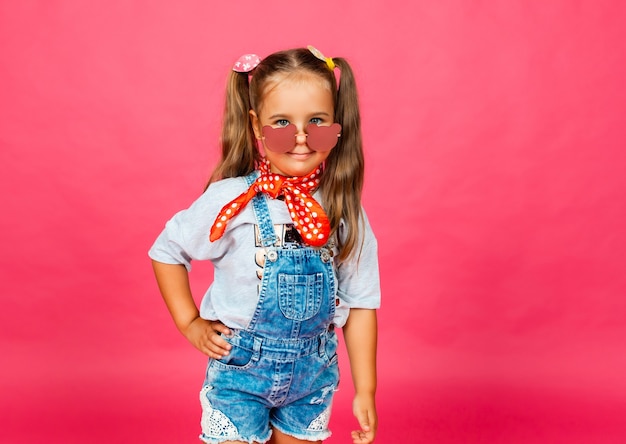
[149,46,380,444]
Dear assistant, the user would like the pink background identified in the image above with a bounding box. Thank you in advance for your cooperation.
[2,1,626,443]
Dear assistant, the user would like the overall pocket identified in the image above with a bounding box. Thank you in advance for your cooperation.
[278,272,324,320]
[210,342,255,370]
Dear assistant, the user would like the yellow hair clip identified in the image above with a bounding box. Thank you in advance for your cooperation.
[308,45,335,71]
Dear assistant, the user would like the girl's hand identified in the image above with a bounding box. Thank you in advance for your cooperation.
[183,317,232,358]
[351,392,377,443]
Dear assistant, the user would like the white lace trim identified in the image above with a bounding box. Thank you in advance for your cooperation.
[200,386,239,437]
[307,406,331,431]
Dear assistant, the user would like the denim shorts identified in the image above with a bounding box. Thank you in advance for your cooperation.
[199,329,340,443]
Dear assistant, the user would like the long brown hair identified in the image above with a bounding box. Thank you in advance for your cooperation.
[208,48,365,261]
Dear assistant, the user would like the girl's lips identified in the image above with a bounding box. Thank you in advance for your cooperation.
[287,151,314,160]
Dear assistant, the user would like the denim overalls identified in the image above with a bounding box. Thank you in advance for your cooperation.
[199,172,340,444]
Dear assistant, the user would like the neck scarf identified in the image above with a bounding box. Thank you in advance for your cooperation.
[210,161,330,247]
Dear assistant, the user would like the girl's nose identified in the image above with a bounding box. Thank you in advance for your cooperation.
[295,130,308,145]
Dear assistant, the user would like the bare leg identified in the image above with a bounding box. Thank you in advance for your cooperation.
[218,441,259,444]
[268,427,322,444]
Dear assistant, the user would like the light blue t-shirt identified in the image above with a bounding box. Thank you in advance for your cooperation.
[149,176,381,328]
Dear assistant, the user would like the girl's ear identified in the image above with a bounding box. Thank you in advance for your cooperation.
[249,110,266,157]
[249,110,262,140]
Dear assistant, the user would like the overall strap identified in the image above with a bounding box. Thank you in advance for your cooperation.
[244,171,279,248]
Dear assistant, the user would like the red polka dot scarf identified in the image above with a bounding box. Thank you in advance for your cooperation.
[210,160,330,247]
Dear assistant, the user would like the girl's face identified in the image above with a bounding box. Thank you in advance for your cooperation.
[250,73,336,177]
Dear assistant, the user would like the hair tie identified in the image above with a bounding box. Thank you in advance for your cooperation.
[307,45,335,70]
[232,54,261,73]
[307,45,340,88]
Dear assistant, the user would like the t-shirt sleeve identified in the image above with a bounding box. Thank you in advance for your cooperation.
[148,178,244,271]
[335,208,381,310]
[148,209,196,271]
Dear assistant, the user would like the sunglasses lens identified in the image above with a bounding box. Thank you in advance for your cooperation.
[262,124,297,153]
[305,123,342,152]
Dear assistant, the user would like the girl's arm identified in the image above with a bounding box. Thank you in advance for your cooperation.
[151,260,232,358]
[343,308,378,444]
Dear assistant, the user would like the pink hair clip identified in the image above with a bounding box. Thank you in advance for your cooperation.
[232,54,261,73]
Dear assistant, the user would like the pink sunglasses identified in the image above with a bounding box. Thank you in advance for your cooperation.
[261,123,342,153]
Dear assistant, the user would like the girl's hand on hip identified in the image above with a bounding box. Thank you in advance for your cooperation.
[351,392,377,443]
[183,317,232,358]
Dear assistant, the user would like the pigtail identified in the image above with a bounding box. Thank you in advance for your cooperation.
[207,71,259,187]
[321,57,365,262]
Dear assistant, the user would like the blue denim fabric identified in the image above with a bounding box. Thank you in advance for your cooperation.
[200,172,339,444]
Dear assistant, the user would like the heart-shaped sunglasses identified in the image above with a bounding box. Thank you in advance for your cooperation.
[261,123,342,153]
